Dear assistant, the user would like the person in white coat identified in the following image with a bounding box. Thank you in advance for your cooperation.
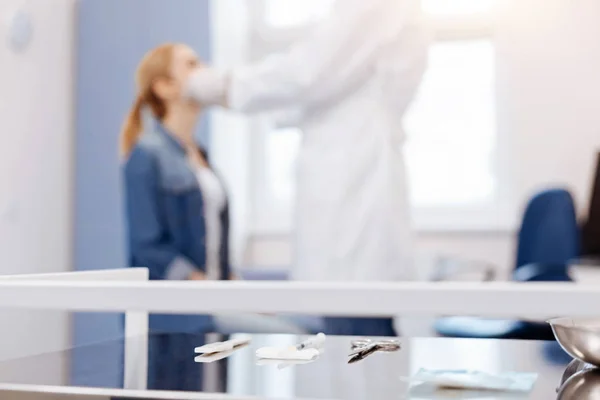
[187,0,430,336]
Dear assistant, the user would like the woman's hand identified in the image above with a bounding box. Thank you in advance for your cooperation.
[188,270,206,280]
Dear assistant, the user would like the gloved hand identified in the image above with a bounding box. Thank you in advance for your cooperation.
[186,67,229,107]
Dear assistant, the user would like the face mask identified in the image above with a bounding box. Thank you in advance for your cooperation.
[185,67,229,106]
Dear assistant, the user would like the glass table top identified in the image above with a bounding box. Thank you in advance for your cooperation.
[0,333,582,399]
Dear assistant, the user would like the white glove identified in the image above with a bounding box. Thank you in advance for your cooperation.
[186,67,229,106]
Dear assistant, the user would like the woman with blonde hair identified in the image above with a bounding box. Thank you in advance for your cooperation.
[121,43,305,391]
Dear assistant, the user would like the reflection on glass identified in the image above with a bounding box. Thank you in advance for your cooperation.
[228,334,297,398]
[228,334,254,394]
[404,39,496,207]
[409,338,502,376]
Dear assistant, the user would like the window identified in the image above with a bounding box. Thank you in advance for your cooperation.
[405,39,496,207]
[250,0,511,233]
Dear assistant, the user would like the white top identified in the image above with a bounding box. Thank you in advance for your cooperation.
[195,166,227,281]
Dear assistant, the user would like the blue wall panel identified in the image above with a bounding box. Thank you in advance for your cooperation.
[74,0,211,385]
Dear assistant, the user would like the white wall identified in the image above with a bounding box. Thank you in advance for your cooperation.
[245,0,600,274]
[498,0,600,218]
[0,0,74,375]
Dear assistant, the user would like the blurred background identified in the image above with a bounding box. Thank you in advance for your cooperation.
[1,0,600,383]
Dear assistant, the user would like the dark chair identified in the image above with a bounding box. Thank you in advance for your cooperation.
[434,188,579,340]
[581,151,600,257]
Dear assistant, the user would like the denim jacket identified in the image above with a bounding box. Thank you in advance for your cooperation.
[123,123,231,333]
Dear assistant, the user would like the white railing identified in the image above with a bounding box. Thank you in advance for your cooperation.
[0,276,595,318]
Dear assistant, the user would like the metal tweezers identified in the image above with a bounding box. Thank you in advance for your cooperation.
[348,339,401,364]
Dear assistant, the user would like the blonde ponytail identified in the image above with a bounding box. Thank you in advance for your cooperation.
[120,95,145,159]
[121,43,177,158]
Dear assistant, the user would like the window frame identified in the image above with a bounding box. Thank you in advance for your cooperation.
[248,0,516,235]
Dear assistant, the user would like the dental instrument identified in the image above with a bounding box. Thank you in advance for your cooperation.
[195,336,251,355]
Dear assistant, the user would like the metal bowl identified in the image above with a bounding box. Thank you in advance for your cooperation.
[558,365,600,400]
[549,318,600,367]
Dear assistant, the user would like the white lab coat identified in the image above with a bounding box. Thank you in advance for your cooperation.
[230,0,430,282]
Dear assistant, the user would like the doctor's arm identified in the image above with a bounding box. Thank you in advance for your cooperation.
[124,149,205,281]
[189,0,407,113]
